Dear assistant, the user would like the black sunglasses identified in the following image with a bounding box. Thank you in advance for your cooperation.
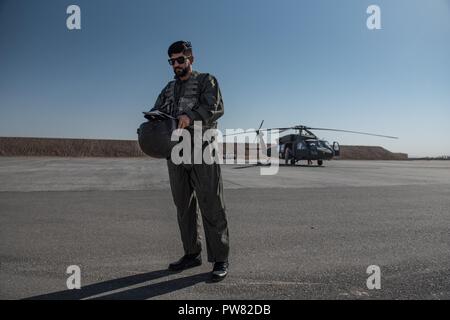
[168,56,191,66]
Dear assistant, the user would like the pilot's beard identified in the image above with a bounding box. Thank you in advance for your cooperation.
[174,66,189,78]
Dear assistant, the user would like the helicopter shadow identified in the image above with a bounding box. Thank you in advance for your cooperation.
[278,163,324,168]
[23,269,211,300]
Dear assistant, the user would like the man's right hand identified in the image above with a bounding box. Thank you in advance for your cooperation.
[177,114,192,129]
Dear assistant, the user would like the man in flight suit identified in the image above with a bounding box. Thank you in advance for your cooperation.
[151,41,229,281]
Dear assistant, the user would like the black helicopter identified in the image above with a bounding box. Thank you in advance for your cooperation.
[224,121,398,166]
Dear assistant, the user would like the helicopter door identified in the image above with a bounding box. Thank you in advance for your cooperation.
[332,141,340,157]
[296,140,308,159]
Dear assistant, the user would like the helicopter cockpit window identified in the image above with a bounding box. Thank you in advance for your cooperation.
[319,141,331,148]
[297,141,306,150]
[333,142,340,151]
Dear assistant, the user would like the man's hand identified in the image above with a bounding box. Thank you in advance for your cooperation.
[177,114,192,129]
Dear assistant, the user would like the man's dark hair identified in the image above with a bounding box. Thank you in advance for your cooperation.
[168,40,193,57]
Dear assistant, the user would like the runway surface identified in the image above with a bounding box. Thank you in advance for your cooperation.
[1,157,449,299]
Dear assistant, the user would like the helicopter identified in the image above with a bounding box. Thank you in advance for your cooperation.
[224,121,398,166]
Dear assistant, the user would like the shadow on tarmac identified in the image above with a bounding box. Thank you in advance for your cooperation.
[232,163,324,169]
[24,269,211,300]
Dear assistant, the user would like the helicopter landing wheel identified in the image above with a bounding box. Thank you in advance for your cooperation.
[318,160,323,166]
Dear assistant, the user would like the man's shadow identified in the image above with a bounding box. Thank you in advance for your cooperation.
[24,269,211,300]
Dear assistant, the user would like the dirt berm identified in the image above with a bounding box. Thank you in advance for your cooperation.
[0,137,407,160]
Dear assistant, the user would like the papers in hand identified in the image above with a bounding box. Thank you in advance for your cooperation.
[143,110,176,120]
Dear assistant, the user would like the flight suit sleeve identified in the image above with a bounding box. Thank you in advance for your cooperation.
[150,85,167,111]
[183,74,224,125]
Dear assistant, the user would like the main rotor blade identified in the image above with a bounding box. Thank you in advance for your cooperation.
[223,130,257,137]
[258,120,264,131]
[307,127,398,139]
[223,127,292,137]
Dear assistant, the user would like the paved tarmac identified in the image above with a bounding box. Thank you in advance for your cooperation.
[0,157,449,299]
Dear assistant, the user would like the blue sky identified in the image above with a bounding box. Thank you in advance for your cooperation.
[0,0,449,157]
